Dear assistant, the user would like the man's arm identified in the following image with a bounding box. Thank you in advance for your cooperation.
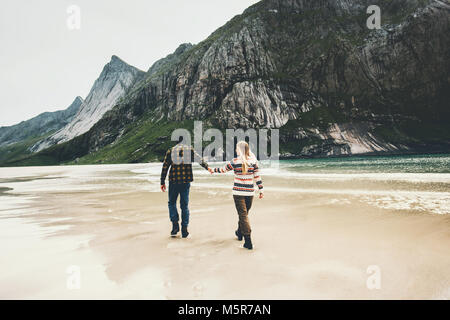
[191,148,209,170]
[160,149,172,190]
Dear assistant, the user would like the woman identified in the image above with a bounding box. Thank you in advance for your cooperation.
[208,141,264,250]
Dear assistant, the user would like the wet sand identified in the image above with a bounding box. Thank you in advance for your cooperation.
[0,164,449,299]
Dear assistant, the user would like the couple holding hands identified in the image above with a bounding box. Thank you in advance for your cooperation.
[160,141,264,250]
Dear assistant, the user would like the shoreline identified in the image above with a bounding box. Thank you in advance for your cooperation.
[279,149,450,160]
[1,151,450,169]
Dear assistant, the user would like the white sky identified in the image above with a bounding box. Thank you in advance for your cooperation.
[0,0,260,127]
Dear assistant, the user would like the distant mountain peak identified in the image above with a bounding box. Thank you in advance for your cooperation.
[110,54,125,64]
[66,96,84,113]
[147,43,194,74]
[174,43,193,55]
[30,56,145,153]
[0,96,84,150]
[106,55,142,73]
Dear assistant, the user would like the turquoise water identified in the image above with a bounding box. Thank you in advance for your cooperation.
[275,154,450,174]
[134,154,450,214]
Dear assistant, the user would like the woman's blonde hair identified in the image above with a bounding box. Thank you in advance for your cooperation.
[236,141,251,174]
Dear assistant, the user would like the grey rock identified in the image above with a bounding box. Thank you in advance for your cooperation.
[31,56,145,152]
[0,96,83,147]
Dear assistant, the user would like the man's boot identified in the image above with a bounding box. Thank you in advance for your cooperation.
[171,222,179,236]
[243,235,253,250]
[182,225,189,238]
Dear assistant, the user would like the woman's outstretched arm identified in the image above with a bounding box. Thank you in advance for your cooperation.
[212,161,234,174]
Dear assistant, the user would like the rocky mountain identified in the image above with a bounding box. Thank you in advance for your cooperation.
[0,96,83,148]
[147,43,193,75]
[4,0,449,166]
[0,96,83,164]
[30,55,145,152]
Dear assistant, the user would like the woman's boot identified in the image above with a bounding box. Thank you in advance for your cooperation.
[243,235,253,250]
[235,228,243,241]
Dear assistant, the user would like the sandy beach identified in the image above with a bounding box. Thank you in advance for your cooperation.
[1,159,449,299]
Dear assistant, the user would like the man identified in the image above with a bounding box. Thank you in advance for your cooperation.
[160,142,211,238]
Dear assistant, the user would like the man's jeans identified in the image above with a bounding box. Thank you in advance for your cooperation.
[168,183,191,227]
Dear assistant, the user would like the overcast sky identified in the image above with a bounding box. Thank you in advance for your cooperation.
[0,0,260,127]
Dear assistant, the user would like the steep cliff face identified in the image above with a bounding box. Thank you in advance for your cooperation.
[30,56,145,152]
[8,0,449,166]
[0,96,83,147]
[276,0,450,156]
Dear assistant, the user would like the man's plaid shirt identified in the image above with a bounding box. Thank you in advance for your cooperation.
[160,144,209,185]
